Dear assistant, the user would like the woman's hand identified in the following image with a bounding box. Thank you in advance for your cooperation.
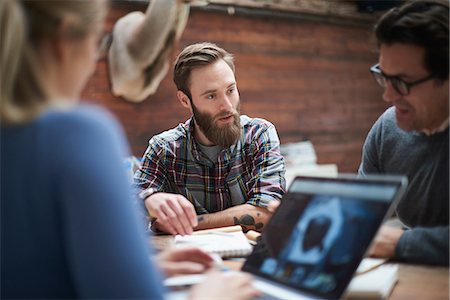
[155,247,214,277]
[190,271,261,300]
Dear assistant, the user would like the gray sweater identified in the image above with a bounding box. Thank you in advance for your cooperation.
[359,107,449,265]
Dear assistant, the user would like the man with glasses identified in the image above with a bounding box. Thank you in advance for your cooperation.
[359,0,448,265]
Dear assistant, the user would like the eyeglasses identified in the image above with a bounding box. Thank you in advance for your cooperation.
[370,63,434,96]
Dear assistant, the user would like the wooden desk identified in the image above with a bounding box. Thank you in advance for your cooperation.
[222,260,449,300]
[389,264,448,300]
[152,235,449,300]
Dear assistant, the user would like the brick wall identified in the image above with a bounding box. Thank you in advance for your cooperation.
[81,2,389,172]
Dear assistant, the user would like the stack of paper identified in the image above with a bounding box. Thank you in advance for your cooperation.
[280,140,318,166]
[346,258,399,299]
[280,140,338,187]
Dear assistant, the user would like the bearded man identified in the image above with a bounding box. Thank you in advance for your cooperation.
[134,42,286,235]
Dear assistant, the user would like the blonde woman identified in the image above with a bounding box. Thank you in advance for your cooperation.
[0,1,259,299]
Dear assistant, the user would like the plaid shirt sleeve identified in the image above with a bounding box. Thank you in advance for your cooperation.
[133,136,168,193]
[246,121,286,207]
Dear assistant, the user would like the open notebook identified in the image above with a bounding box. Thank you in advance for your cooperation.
[174,225,252,258]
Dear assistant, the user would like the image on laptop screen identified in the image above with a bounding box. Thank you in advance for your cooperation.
[243,175,405,299]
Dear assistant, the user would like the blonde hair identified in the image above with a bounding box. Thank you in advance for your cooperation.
[0,0,107,124]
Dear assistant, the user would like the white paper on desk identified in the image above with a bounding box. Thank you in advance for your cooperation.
[355,258,387,274]
[174,231,252,258]
[346,262,398,299]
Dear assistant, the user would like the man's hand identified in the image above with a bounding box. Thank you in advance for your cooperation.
[155,247,214,277]
[145,192,197,235]
[368,225,404,259]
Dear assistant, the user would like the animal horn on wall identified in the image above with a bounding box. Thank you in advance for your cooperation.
[108,0,207,102]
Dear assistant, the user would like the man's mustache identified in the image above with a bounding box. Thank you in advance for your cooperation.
[215,110,239,120]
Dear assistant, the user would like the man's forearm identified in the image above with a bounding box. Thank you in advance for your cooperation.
[195,204,272,232]
[396,226,449,265]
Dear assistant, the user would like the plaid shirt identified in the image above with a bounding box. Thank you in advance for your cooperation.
[134,115,286,214]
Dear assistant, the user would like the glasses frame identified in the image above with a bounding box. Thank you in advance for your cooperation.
[370,63,434,96]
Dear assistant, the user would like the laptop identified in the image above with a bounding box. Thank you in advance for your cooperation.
[166,174,408,300]
[242,174,407,299]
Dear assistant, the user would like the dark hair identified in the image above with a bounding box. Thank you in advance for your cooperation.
[173,42,234,100]
[374,0,449,79]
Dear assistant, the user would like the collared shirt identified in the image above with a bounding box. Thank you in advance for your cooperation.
[421,117,449,136]
[134,115,286,214]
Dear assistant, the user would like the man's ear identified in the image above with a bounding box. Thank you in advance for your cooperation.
[177,90,191,109]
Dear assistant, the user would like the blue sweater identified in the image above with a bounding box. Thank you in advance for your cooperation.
[1,106,166,299]
[359,107,449,266]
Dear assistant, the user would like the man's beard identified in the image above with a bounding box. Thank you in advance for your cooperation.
[192,101,241,148]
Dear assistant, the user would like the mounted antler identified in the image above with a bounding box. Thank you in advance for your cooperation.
[108,0,207,102]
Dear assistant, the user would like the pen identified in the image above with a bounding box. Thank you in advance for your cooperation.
[355,260,387,276]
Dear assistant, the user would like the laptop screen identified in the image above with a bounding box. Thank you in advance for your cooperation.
[243,175,406,299]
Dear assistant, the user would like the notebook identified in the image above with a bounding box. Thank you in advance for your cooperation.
[166,174,407,300]
[346,259,398,299]
[174,227,252,258]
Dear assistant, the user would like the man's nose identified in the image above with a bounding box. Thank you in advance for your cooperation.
[219,94,233,111]
[382,80,402,104]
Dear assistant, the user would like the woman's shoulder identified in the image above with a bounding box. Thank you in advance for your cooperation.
[41,104,120,132]
[40,105,125,141]
[39,104,128,154]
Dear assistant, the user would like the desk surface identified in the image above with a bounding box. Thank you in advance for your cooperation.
[222,260,449,300]
[152,235,449,300]
[390,264,448,300]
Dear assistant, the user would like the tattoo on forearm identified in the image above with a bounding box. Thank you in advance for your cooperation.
[198,216,204,223]
[234,214,263,232]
